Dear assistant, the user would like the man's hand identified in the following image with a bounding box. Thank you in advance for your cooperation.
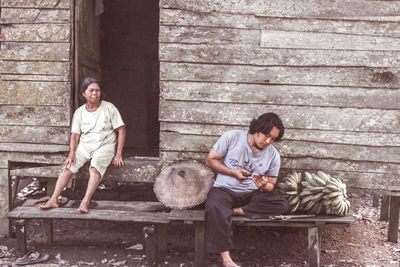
[233,169,251,180]
[253,173,268,188]
[112,153,124,167]
[253,174,277,191]
[64,154,76,169]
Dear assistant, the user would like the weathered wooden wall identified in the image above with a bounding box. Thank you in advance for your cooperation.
[0,0,72,234]
[158,0,400,193]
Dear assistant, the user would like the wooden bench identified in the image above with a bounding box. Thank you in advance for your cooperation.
[8,198,353,267]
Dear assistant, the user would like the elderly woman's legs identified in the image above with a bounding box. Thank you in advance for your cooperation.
[40,169,74,209]
[78,166,101,213]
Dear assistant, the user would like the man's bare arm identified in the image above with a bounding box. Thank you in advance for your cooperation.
[206,149,249,180]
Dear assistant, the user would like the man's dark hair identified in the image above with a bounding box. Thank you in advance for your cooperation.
[80,77,101,102]
[248,112,284,142]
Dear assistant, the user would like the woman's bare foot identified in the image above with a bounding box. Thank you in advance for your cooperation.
[39,199,59,210]
[77,200,90,213]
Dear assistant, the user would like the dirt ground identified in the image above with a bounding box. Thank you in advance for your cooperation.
[1,182,400,267]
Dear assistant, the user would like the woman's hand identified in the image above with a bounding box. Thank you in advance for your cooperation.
[64,154,76,169]
[112,153,124,167]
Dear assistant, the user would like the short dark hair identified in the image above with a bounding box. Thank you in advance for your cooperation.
[248,112,284,142]
[80,77,100,102]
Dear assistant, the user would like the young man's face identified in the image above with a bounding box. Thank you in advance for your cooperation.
[253,126,280,151]
[82,83,101,104]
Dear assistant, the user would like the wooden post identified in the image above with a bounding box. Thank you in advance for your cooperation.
[43,219,53,243]
[308,227,320,267]
[143,225,157,266]
[194,222,205,267]
[157,224,167,258]
[372,194,380,207]
[380,194,390,221]
[388,196,400,243]
[15,219,27,255]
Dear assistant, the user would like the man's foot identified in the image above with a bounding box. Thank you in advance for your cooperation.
[223,260,241,267]
[77,200,90,213]
[233,207,245,216]
[39,199,59,210]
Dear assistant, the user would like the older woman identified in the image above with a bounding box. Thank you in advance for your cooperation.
[40,77,126,213]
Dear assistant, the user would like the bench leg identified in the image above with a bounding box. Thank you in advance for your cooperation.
[388,196,400,243]
[15,219,27,255]
[143,225,157,266]
[380,194,390,221]
[372,194,380,207]
[194,222,205,267]
[308,227,320,267]
[43,219,53,243]
[157,224,167,258]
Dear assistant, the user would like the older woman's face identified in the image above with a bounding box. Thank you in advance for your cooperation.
[82,82,101,104]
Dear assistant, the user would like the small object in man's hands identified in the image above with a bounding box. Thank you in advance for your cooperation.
[243,172,253,177]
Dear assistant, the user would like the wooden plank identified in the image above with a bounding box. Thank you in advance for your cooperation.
[160,63,400,88]
[159,25,259,44]
[159,44,400,68]
[1,61,70,76]
[160,132,400,163]
[0,24,70,42]
[8,207,171,223]
[0,81,70,106]
[0,143,69,153]
[24,199,167,212]
[160,0,400,21]
[167,209,354,224]
[281,158,400,176]
[1,42,70,61]
[159,101,400,133]
[0,152,65,168]
[261,30,400,51]
[388,196,400,243]
[160,122,400,147]
[1,0,71,8]
[0,8,70,23]
[0,105,70,126]
[0,126,69,144]
[160,81,400,110]
[10,158,162,183]
[160,9,400,36]
[1,74,70,82]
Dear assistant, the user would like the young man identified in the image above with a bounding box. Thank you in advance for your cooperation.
[205,112,288,267]
[40,77,126,213]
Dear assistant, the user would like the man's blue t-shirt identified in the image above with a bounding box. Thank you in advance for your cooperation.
[212,130,281,193]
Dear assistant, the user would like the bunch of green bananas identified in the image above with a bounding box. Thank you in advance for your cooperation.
[319,172,350,216]
[277,172,302,213]
[278,171,350,216]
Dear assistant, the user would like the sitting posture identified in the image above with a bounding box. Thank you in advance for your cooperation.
[205,112,289,267]
[40,77,126,213]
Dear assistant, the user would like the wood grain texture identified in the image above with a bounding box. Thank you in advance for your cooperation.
[160,62,400,88]
[159,44,400,68]
[160,81,400,109]
[159,100,400,133]
[160,0,400,21]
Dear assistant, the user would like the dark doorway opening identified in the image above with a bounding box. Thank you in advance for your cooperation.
[100,0,160,157]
